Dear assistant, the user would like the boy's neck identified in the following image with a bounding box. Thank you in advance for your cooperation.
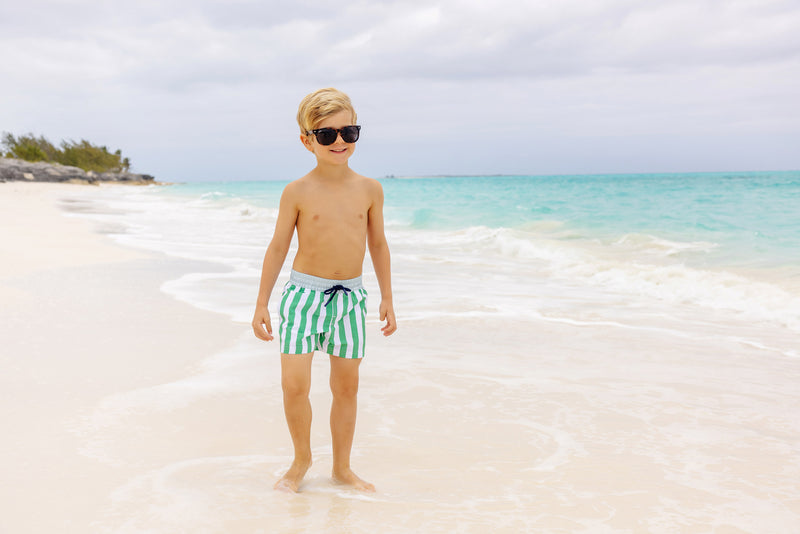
[313,161,352,181]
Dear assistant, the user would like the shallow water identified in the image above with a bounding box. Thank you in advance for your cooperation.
[61,173,800,532]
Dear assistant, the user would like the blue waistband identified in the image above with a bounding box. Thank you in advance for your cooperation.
[289,270,363,291]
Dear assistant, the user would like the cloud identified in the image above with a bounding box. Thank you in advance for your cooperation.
[1,0,799,179]
[6,0,799,88]
[285,0,800,81]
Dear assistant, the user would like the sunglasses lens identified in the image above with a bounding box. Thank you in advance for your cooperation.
[341,126,360,143]
[315,128,338,145]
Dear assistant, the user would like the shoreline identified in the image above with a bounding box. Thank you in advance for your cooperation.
[0,182,245,532]
[2,181,799,532]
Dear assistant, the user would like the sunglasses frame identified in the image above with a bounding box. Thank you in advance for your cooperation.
[306,125,361,146]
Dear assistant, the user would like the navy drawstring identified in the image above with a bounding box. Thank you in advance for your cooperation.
[323,284,352,306]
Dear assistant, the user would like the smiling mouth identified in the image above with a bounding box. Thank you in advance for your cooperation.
[331,148,347,153]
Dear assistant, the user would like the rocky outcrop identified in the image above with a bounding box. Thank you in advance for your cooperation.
[0,157,155,185]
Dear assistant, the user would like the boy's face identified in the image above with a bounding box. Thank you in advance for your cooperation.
[301,109,357,166]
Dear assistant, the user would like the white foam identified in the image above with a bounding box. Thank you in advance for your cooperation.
[515,420,586,472]
[61,186,800,359]
[613,232,719,256]
[70,332,278,464]
[389,224,800,333]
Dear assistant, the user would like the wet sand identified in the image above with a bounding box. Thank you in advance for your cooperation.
[1,181,799,533]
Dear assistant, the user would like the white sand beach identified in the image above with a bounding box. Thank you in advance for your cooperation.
[2,181,799,533]
[0,183,245,532]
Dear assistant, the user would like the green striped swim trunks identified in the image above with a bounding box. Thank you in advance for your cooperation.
[278,270,368,359]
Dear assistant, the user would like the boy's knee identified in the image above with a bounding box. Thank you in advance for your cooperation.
[330,378,359,399]
[282,377,311,399]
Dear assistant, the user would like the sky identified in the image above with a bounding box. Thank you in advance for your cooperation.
[1,0,799,181]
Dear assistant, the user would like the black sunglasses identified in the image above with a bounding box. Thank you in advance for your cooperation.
[306,125,361,145]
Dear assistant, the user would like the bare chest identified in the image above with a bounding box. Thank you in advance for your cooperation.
[298,191,369,232]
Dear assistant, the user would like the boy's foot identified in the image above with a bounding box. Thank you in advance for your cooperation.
[332,467,375,492]
[274,459,312,493]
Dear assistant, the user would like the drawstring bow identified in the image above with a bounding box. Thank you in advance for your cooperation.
[323,284,352,306]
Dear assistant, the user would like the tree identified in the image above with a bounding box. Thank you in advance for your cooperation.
[1,132,132,173]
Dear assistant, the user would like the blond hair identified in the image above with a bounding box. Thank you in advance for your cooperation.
[296,87,357,133]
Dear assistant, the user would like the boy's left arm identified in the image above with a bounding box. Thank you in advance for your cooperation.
[367,180,397,336]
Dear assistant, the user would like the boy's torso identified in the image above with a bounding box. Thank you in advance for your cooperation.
[291,172,373,280]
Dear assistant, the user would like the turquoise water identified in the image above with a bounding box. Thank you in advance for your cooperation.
[71,170,800,340]
[382,172,800,268]
[165,171,800,270]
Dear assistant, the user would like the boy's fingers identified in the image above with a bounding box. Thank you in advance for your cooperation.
[263,318,274,340]
[261,326,274,341]
[381,314,397,336]
[252,317,274,341]
[252,324,266,340]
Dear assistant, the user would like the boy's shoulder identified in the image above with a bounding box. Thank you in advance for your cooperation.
[349,172,383,191]
[350,172,384,193]
[280,172,315,197]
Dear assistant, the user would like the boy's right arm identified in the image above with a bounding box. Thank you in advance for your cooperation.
[252,185,299,341]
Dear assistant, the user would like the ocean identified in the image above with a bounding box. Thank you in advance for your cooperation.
[70,171,800,344]
[61,171,800,532]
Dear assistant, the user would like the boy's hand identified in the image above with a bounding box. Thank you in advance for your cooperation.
[252,306,274,341]
[379,300,397,336]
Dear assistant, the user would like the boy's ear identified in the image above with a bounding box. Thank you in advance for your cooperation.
[300,133,314,152]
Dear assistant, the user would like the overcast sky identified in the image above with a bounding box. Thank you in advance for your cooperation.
[2,0,799,181]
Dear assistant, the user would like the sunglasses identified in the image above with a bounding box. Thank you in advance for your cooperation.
[306,125,361,145]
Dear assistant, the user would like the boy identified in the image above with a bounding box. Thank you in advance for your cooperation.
[252,87,396,493]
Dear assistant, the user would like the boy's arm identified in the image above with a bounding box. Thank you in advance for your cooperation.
[366,180,397,336]
[252,184,299,341]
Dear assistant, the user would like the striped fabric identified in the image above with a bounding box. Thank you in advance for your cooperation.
[278,271,368,359]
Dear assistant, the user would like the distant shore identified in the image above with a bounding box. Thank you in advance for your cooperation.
[0,157,155,185]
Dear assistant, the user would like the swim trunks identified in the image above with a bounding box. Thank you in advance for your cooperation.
[279,270,368,359]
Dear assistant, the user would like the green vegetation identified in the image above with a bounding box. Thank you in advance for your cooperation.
[2,132,131,173]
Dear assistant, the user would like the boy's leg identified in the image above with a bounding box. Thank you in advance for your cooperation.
[275,352,314,492]
[329,354,375,492]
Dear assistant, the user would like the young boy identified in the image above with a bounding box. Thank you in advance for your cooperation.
[252,87,396,493]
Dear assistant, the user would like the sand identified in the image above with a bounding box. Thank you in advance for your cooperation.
[2,181,799,533]
[0,182,244,532]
